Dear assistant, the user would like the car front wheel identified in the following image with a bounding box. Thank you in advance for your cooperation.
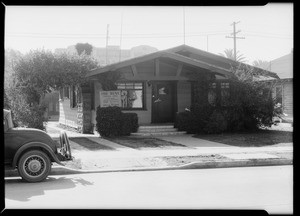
[18,150,51,183]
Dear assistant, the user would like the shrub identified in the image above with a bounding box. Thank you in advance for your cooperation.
[96,106,123,137]
[225,80,275,131]
[190,104,215,132]
[96,106,139,137]
[175,104,215,134]
[175,111,196,133]
[121,113,139,135]
[176,79,276,134]
[203,110,227,134]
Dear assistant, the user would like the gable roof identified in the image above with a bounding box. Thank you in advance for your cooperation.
[87,44,279,79]
[269,52,293,79]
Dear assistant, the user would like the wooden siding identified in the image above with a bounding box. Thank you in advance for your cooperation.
[283,81,293,116]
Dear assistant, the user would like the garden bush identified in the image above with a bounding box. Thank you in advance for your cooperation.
[96,106,139,137]
[96,106,123,137]
[175,111,197,134]
[121,112,139,136]
[176,79,276,134]
[203,110,227,134]
[175,104,215,134]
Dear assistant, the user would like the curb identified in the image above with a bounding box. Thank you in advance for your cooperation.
[5,158,292,178]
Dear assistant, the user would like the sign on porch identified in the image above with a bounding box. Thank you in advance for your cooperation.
[100,90,122,107]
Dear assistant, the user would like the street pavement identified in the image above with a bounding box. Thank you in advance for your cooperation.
[5,121,293,177]
[5,165,293,214]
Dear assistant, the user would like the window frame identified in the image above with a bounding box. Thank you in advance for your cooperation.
[220,82,230,106]
[275,85,283,105]
[116,81,146,110]
[208,82,217,106]
[70,85,81,109]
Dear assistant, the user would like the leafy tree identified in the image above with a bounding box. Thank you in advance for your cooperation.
[5,49,23,88]
[75,43,93,55]
[219,48,246,62]
[5,49,98,129]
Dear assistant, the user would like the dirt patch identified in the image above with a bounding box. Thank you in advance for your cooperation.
[270,152,293,160]
[160,154,232,166]
[106,136,187,149]
[70,137,115,151]
[193,130,293,147]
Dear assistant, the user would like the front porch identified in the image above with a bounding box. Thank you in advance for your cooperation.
[131,124,186,136]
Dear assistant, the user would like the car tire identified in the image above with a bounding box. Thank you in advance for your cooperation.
[59,131,72,160]
[17,150,52,183]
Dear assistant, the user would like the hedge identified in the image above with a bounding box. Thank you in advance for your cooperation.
[95,106,139,137]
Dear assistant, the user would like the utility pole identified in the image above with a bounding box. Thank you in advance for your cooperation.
[226,21,245,61]
[183,6,186,44]
[106,24,110,65]
[119,12,123,62]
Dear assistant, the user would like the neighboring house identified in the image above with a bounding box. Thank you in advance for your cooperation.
[58,44,278,133]
[269,52,293,119]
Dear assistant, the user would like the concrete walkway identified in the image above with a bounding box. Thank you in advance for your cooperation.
[5,121,292,178]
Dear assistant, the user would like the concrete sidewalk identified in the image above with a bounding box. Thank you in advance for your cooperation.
[49,121,293,171]
[5,121,293,177]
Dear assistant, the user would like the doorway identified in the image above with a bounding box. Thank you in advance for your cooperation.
[151,81,177,123]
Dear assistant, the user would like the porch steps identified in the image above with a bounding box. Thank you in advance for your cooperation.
[131,125,186,136]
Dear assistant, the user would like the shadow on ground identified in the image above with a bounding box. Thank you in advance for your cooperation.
[5,176,94,202]
[193,130,293,147]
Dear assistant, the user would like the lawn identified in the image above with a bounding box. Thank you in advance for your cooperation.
[107,136,187,149]
[193,129,293,147]
[69,137,115,151]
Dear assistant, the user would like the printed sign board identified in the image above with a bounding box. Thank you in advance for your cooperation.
[100,91,122,107]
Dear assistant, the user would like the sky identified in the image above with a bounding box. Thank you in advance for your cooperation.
[5,4,293,63]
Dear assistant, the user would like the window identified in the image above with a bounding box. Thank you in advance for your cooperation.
[275,85,283,105]
[117,82,144,109]
[221,82,230,106]
[208,83,217,106]
[70,85,81,108]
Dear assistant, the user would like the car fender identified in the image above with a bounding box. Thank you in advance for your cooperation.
[12,142,64,168]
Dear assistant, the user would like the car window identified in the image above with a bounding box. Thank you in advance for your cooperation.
[3,110,14,131]
[4,118,9,131]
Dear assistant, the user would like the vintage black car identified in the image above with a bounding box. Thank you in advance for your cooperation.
[4,109,72,182]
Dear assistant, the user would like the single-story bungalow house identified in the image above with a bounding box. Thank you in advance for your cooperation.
[58,44,279,133]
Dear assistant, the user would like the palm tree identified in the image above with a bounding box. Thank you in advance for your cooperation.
[252,59,270,70]
[219,48,246,62]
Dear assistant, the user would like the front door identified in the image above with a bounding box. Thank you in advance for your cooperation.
[152,82,176,123]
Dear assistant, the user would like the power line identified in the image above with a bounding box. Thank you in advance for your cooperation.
[6,32,229,39]
[183,6,186,44]
[6,30,291,37]
[5,31,292,40]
